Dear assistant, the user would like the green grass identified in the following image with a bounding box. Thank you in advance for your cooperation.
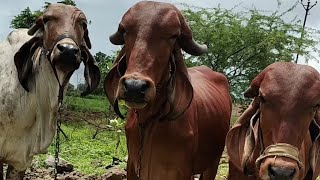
[36,122,127,175]
[35,96,319,179]
[64,95,110,112]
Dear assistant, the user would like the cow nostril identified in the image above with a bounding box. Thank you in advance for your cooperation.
[57,44,79,55]
[268,165,295,179]
[123,79,149,95]
[72,47,79,54]
[140,82,148,93]
[57,44,65,52]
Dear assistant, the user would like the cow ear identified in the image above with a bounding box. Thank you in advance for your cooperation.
[14,36,40,92]
[226,98,260,174]
[80,46,100,96]
[165,48,193,121]
[309,109,320,179]
[244,68,270,98]
[104,48,127,118]
[83,23,92,49]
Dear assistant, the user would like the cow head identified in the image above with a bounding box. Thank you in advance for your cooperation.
[14,3,100,95]
[227,62,320,179]
[104,1,207,120]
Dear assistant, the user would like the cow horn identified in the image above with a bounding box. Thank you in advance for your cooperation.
[109,24,125,45]
[176,9,208,56]
[178,37,207,56]
[27,16,43,36]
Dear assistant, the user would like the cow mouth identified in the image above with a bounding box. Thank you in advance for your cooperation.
[53,56,81,70]
[122,97,147,109]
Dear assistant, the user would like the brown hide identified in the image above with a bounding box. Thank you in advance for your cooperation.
[227,62,320,180]
[104,1,231,179]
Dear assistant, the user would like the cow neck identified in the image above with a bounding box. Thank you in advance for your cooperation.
[131,66,173,178]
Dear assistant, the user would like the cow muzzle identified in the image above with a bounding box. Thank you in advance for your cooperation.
[118,74,156,109]
[50,38,81,71]
[257,143,302,180]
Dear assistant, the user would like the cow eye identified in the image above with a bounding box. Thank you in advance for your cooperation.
[258,95,265,103]
[169,34,179,40]
[43,17,50,24]
[82,21,87,29]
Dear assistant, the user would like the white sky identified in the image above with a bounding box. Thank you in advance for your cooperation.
[0,0,319,85]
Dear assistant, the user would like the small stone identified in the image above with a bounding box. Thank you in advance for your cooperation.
[45,155,74,173]
[103,167,126,180]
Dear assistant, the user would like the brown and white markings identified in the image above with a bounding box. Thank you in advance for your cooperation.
[0,3,100,179]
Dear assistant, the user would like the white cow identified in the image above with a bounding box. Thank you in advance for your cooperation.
[0,4,100,179]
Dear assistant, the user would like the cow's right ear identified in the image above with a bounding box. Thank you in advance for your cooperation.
[226,97,260,175]
[14,36,40,92]
[309,109,320,179]
[104,48,127,119]
[244,69,270,98]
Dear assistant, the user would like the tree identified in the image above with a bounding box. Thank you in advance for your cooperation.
[77,83,86,92]
[91,51,117,95]
[10,0,76,29]
[182,4,320,102]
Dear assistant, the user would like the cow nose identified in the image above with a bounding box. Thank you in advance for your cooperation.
[268,166,295,180]
[57,43,79,55]
[123,79,149,97]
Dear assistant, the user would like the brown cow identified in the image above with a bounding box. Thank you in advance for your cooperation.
[227,62,320,180]
[104,1,231,180]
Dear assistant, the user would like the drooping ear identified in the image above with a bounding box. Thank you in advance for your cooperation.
[80,46,100,96]
[83,23,92,49]
[175,8,207,56]
[104,48,127,118]
[28,15,44,36]
[244,68,271,98]
[14,36,40,92]
[164,47,193,121]
[309,109,320,179]
[226,98,260,173]
[109,24,125,45]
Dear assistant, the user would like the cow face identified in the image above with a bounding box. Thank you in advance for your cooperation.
[106,1,207,110]
[29,4,89,72]
[14,3,100,95]
[244,62,320,179]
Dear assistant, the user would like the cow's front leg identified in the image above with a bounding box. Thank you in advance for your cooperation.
[126,161,139,180]
[6,165,25,180]
[0,161,3,180]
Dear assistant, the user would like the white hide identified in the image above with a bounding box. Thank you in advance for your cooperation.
[0,29,66,171]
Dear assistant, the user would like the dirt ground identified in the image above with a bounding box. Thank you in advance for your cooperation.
[21,151,229,180]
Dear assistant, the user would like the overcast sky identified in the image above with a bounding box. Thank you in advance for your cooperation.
[1,0,320,85]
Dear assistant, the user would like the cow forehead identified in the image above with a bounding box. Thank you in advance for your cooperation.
[122,2,180,30]
[44,4,82,18]
[260,64,320,106]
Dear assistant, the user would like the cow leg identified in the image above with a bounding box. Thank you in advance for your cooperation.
[199,155,221,180]
[6,165,25,180]
[126,161,139,180]
[0,162,3,180]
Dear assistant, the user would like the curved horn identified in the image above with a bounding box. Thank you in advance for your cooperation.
[178,37,208,56]
[176,10,207,56]
[109,24,125,45]
[27,16,43,36]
